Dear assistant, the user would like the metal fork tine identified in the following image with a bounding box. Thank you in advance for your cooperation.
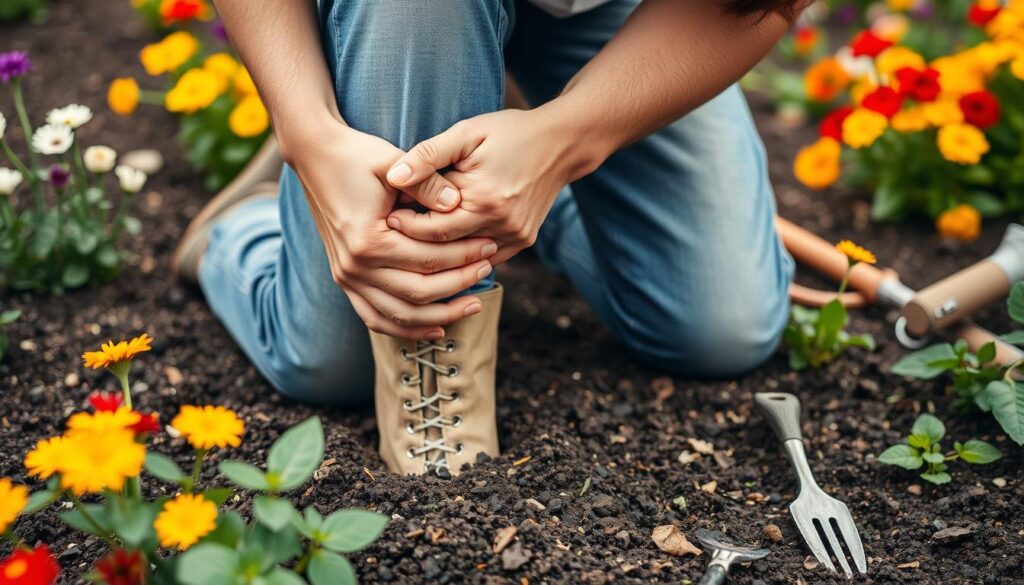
[836,513,867,574]
[821,520,853,578]
[792,512,835,573]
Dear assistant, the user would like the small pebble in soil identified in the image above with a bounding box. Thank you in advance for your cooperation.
[907,484,923,496]
[762,524,783,543]
[992,477,1007,488]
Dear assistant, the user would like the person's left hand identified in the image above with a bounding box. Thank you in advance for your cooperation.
[384,108,605,265]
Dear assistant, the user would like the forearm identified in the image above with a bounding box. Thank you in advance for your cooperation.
[542,0,797,179]
[213,0,342,162]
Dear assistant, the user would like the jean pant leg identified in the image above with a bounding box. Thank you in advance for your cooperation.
[199,0,511,404]
[509,0,795,377]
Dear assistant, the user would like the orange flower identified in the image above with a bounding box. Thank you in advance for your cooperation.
[794,137,842,190]
[936,204,982,243]
[82,334,153,370]
[107,78,140,116]
[804,58,851,102]
[835,240,877,265]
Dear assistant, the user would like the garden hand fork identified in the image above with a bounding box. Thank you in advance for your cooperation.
[755,392,867,578]
[694,528,769,585]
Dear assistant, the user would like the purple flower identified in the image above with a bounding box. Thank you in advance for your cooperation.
[0,51,32,84]
[211,20,229,42]
[911,0,934,19]
[833,4,858,27]
[48,164,70,189]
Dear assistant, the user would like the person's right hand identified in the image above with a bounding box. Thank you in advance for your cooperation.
[280,123,498,340]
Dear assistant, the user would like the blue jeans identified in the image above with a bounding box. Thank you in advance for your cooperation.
[198,0,795,406]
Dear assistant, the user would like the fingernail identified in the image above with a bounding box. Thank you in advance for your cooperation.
[464,303,482,317]
[426,329,444,340]
[388,163,412,185]
[481,243,498,257]
[438,187,458,209]
[477,264,492,279]
[387,216,401,230]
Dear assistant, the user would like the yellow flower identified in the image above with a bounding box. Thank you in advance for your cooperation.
[107,78,140,116]
[165,69,222,114]
[793,137,842,190]
[937,123,990,165]
[0,478,29,534]
[1012,57,1024,80]
[140,31,199,76]
[24,436,73,479]
[849,80,877,106]
[154,494,218,550]
[171,405,244,450]
[931,55,986,96]
[886,0,913,11]
[58,429,146,495]
[66,407,141,435]
[876,46,926,79]
[232,67,257,96]
[842,108,888,149]
[228,95,270,138]
[923,98,964,126]
[936,204,982,243]
[82,333,153,370]
[836,240,877,265]
[204,53,238,93]
[872,14,909,43]
[891,106,929,132]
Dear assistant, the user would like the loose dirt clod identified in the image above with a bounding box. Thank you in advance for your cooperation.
[762,523,783,543]
[898,561,921,569]
[686,438,714,454]
[493,526,518,554]
[650,525,701,557]
[907,484,923,496]
[700,480,718,494]
[803,556,819,570]
[501,541,532,571]
[931,526,973,544]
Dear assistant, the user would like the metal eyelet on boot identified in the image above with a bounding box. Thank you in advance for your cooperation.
[399,348,409,360]
[456,443,465,453]
[447,365,460,377]
[406,447,416,458]
[445,340,456,352]
[406,422,416,434]
[449,392,460,401]
[452,415,463,427]
[403,400,413,410]
[401,373,413,385]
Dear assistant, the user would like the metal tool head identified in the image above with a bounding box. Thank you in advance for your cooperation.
[695,528,769,563]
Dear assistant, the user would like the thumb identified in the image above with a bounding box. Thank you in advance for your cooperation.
[397,171,462,212]
[386,124,470,189]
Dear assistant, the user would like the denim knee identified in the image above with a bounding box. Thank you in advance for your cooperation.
[261,334,374,407]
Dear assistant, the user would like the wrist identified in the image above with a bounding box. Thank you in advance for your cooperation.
[274,109,349,167]
[534,95,621,182]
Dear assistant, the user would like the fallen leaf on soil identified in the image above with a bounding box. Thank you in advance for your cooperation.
[897,561,921,569]
[493,526,518,554]
[712,451,733,469]
[427,526,445,544]
[651,525,701,557]
[686,438,714,454]
[405,528,425,539]
[931,526,973,544]
[513,455,532,466]
[700,480,718,494]
[762,524,783,543]
[677,451,700,465]
[803,556,819,570]
[501,541,532,571]
[651,376,674,402]
[649,560,673,574]
[164,366,183,385]
[907,484,923,496]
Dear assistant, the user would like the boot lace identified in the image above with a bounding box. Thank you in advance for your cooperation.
[400,340,461,473]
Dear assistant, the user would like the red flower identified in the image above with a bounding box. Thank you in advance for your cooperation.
[894,67,941,102]
[959,91,1000,129]
[967,2,1001,26]
[850,30,893,58]
[862,87,903,118]
[794,27,820,56]
[95,549,145,585]
[129,412,161,436]
[87,391,124,413]
[0,545,59,585]
[162,0,203,24]
[820,106,855,140]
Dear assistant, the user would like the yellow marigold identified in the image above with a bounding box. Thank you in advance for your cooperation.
[923,98,964,126]
[936,204,982,243]
[203,53,238,93]
[804,57,850,102]
[876,46,926,79]
[154,494,218,550]
[842,108,888,149]
[165,69,222,114]
[233,67,257,96]
[988,6,1024,43]
[107,78,140,116]
[886,0,913,11]
[891,106,929,132]
[24,436,73,479]
[836,240,877,265]
[66,407,141,435]
[82,333,153,370]
[0,478,29,534]
[1012,57,1024,80]
[931,55,986,96]
[171,405,244,450]
[228,95,270,138]
[140,31,199,76]
[937,123,990,165]
[849,80,877,106]
[58,429,146,495]
[794,137,842,191]
[872,14,909,43]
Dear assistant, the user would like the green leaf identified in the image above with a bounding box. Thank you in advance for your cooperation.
[61,263,90,289]
[145,453,187,484]
[107,498,158,548]
[204,510,246,548]
[23,490,53,514]
[319,509,389,553]
[265,569,308,585]
[817,299,847,350]
[911,414,946,443]
[292,507,323,540]
[920,471,952,485]
[29,210,58,259]
[871,179,904,221]
[878,444,924,470]
[907,434,932,449]
[74,230,99,255]
[843,333,876,351]
[60,505,110,536]
[95,245,120,268]
[176,543,240,585]
[891,344,959,379]
[955,439,1002,464]
[977,342,997,366]
[985,380,1024,445]
[219,460,271,491]
[266,417,324,492]
[1000,330,1024,345]
[249,523,302,569]
[123,216,142,236]
[1009,283,1024,325]
[202,488,234,507]
[965,190,1005,215]
[0,310,21,325]
[922,451,945,464]
[254,496,297,532]
[307,550,357,585]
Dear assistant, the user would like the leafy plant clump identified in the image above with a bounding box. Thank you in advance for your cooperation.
[892,282,1024,445]
[785,240,876,370]
[1,51,148,293]
[0,333,387,585]
[0,0,47,24]
[878,413,1001,485]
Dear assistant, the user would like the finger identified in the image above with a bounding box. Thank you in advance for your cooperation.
[397,171,462,212]
[378,232,497,274]
[374,260,493,304]
[488,245,523,267]
[386,208,483,244]
[362,287,484,329]
[385,123,478,189]
[348,289,446,340]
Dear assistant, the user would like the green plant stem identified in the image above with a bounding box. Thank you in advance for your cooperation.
[294,547,316,575]
[111,363,133,408]
[108,191,134,240]
[2,530,32,552]
[837,263,854,295]
[67,492,117,548]
[70,142,91,220]
[11,80,39,171]
[0,139,43,213]
[1003,358,1024,382]
[189,448,207,492]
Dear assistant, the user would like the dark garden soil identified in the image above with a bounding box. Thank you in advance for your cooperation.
[2,2,1023,584]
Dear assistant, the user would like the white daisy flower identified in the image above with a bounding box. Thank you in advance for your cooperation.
[46,104,93,129]
[0,167,24,195]
[31,123,74,155]
[834,46,879,85]
[115,165,147,193]
[0,112,6,141]
[84,145,117,174]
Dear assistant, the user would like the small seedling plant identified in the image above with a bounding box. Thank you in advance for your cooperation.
[0,334,387,585]
[1,51,147,293]
[892,282,1024,445]
[878,413,1001,485]
[784,240,876,370]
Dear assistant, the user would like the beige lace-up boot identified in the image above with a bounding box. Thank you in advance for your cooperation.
[369,284,502,476]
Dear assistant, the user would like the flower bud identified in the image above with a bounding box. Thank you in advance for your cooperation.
[115,165,147,193]
[84,145,117,173]
[0,167,23,195]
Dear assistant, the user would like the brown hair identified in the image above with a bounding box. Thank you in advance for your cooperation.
[724,0,804,21]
